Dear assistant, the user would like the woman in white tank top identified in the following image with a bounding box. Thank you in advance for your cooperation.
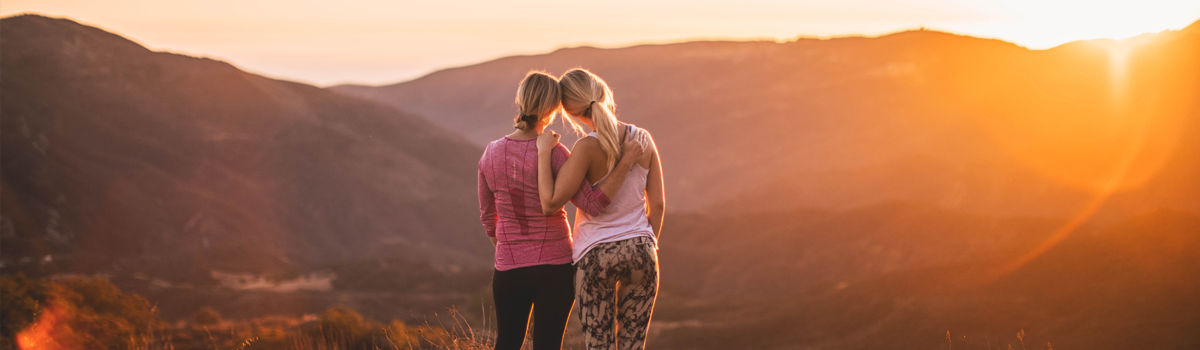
[535,68,666,350]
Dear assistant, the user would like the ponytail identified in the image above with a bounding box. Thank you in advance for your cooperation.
[558,68,623,171]
[587,100,622,171]
[513,71,561,131]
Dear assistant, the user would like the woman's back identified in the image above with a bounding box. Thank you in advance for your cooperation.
[480,135,611,270]
[572,125,655,262]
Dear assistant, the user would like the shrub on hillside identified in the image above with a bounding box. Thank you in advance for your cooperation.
[0,274,159,350]
[194,306,223,326]
[0,274,50,350]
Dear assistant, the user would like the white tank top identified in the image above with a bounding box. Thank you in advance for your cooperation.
[572,125,657,262]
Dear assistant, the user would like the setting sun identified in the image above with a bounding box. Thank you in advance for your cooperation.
[944,0,1200,48]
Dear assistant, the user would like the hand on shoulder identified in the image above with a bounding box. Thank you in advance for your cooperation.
[536,130,560,154]
[621,133,645,165]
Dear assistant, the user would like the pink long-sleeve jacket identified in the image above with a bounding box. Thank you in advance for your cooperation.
[478,136,610,271]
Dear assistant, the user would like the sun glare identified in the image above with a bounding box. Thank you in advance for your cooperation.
[947,0,1200,49]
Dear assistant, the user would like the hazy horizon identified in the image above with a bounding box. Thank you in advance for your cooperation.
[4,0,1199,86]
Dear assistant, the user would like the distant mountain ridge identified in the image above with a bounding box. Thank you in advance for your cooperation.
[1,14,491,282]
[334,21,1200,221]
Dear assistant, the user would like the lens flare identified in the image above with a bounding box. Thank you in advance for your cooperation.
[989,31,1198,280]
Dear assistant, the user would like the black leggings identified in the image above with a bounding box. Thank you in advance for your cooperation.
[492,263,576,350]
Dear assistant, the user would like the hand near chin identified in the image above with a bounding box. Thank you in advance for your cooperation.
[537,130,560,154]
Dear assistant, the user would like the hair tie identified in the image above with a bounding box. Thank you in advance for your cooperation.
[583,101,597,115]
[518,114,538,123]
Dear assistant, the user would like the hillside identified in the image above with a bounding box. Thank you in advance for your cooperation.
[649,209,1200,350]
[0,15,492,288]
[657,203,1061,298]
[333,23,1200,221]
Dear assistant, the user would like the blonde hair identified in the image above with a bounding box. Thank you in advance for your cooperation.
[558,68,621,171]
[513,71,561,131]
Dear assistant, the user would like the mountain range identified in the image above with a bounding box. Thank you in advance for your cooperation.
[1,15,491,284]
[334,21,1200,221]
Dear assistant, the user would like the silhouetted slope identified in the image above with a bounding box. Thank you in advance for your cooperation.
[0,14,490,282]
[334,22,1200,220]
[658,203,1061,298]
[650,209,1200,350]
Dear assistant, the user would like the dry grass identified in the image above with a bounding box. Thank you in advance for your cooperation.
[150,306,502,350]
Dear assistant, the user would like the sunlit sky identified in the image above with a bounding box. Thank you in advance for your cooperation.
[3,0,1199,86]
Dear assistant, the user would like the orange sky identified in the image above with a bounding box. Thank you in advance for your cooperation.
[3,0,1198,86]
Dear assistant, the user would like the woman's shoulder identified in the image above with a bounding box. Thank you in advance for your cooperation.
[571,135,602,152]
[626,124,654,148]
[482,138,501,153]
[628,123,652,136]
[484,136,521,151]
[548,141,570,161]
[480,137,508,161]
[553,141,570,153]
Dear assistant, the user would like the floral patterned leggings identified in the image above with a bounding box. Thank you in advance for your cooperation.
[574,236,659,350]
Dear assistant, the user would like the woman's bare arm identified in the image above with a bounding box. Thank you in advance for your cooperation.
[644,134,666,239]
[537,131,643,215]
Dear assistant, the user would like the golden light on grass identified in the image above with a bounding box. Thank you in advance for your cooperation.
[17,304,68,350]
